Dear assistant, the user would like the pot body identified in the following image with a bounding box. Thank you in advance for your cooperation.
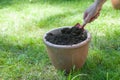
[43,27,91,72]
[111,0,120,9]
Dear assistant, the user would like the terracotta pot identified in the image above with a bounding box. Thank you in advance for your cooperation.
[111,0,120,9]
[43,27,91,72]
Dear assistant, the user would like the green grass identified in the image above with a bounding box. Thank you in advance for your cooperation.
[0,0,120,80]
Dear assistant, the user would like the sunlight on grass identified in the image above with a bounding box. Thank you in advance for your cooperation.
[0,0,120,80]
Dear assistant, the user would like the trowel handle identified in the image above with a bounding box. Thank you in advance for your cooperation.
[81,22,87,29]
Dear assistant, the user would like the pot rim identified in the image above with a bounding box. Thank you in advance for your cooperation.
[43,26,91,49]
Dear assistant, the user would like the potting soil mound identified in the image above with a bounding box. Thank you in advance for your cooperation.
[45,27,87,45]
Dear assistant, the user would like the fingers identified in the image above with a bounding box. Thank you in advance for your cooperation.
[89,12,100,22]
[84,10,95,23]
[89,8,101,22]
[84,10,100,23]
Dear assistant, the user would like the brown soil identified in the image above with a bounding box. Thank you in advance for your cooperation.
[45,27,87,45]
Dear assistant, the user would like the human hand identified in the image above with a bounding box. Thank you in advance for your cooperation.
[83,2,102,24]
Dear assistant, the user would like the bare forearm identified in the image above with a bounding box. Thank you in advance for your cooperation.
[95,0,106,7]
[83,0,106,23]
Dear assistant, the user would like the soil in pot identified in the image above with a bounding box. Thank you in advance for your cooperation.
[45,27,87,45]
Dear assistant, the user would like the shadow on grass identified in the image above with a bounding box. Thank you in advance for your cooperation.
[56,28,120,80]
[0,0,33,9]
[0,0,90,9]
[0,0,13,9]
[0,25,120,80]
[0,36,50,65]
[78,29,120,80]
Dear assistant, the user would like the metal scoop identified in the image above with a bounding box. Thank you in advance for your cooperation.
[74,22,87,30]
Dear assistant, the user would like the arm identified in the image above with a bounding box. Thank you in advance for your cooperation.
[83,0,106,24]
[95,0,106,7]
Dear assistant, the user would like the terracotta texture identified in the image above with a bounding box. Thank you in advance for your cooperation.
[43,27,91,72]
[111,0,120,9]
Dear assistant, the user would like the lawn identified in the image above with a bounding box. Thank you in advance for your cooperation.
[0,0,120,80]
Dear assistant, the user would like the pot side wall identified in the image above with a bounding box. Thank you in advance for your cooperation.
[46,42,89,72]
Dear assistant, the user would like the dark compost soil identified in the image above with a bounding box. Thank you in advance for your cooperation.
[45,27,87,45]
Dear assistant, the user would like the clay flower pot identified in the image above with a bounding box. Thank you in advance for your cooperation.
[43,27,91,72]
[111,0,120,9]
